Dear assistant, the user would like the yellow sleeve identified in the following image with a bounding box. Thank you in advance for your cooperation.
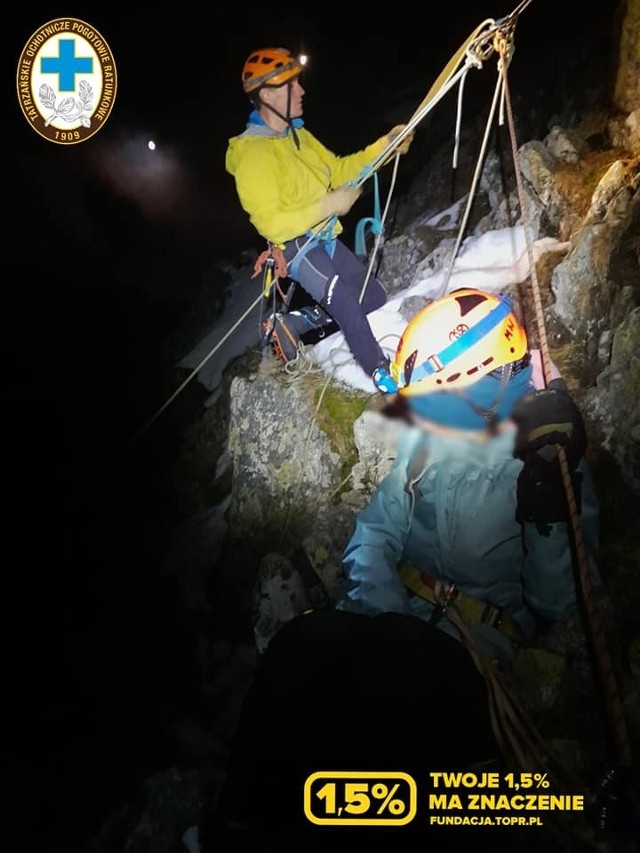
[307,133,389,188]
[230,141,326,246]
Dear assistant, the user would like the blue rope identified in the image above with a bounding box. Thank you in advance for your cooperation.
[354,171,382,258]
[288,217,337,280]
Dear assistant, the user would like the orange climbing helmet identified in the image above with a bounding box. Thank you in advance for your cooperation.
[391,288,528,398]
[242,47,303,94]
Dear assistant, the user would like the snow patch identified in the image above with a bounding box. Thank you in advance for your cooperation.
[179,220,568,399]
[312,226,568,393]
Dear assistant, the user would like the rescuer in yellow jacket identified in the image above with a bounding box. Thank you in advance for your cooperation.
[225,47,413,380]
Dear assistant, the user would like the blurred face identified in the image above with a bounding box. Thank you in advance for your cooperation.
[261,76,305,118]
[410,412,514,443]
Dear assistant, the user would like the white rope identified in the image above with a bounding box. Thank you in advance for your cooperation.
[283,341,325,381]
[128,227,334,445]
[509,0,535,18]
[453,67,471,170]
[437,63,506,299]
[310,331,402,388]
[359,62,476,185]
[129,291,265,446]
[355,22,504,309]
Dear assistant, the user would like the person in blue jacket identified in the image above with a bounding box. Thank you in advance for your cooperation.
[340,286,600,661]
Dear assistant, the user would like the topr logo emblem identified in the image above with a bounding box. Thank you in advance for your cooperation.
[17,17,117,144]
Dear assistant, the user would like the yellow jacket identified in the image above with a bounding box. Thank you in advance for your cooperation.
[225,116,388,246]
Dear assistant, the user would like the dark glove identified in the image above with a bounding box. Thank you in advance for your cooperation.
[511,379,587,527]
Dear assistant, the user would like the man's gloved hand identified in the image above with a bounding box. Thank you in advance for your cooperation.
[385,124,415,155]
[511,379,587,527]
[512,379,587,464]
[319,184,362,219]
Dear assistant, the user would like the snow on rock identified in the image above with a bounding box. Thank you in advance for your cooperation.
[178,264,262,399]
[177,203,566,405]
[311,226,568,393]
[423,196,465,229]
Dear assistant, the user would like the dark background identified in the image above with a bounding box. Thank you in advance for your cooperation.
[5,2,622,849]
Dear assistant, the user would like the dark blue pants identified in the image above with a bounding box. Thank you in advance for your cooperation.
[283,237,387,376]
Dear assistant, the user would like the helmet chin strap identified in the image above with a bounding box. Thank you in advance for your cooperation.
[455,362,514,435]
[258,81,301,149]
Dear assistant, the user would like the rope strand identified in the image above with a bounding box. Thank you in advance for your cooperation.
[497,39,633,771]
[438,66,505,298]
[359,152,401,305]
[128,292,264,446]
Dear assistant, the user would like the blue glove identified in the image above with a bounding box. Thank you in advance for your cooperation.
[372,360,398,394]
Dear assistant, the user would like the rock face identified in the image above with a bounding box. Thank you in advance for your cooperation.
[519,141,562,214]
[227,396,407,653]
[350,410,405,494]
[378,223,459,295]
[584,307,640,489]
[545,126,589,165]
[227,371,343,541]
[614,0,640,114]
[546,158,640,493]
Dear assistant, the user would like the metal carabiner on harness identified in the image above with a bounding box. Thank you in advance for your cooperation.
[429,581,459,626]
[262,254,276,297]
[252,245,289,298]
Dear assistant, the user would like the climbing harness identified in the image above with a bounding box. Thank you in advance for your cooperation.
[399,462,603,847]
[253,245,295,362]
[397,560,522,641]
[252,245,288,295]
[252,4,533,323]
[253,244,339,367]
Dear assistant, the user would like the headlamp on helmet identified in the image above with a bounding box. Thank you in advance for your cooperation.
[242,47,306,94]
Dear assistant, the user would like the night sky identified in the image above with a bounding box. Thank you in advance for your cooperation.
[5,2,621,849]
